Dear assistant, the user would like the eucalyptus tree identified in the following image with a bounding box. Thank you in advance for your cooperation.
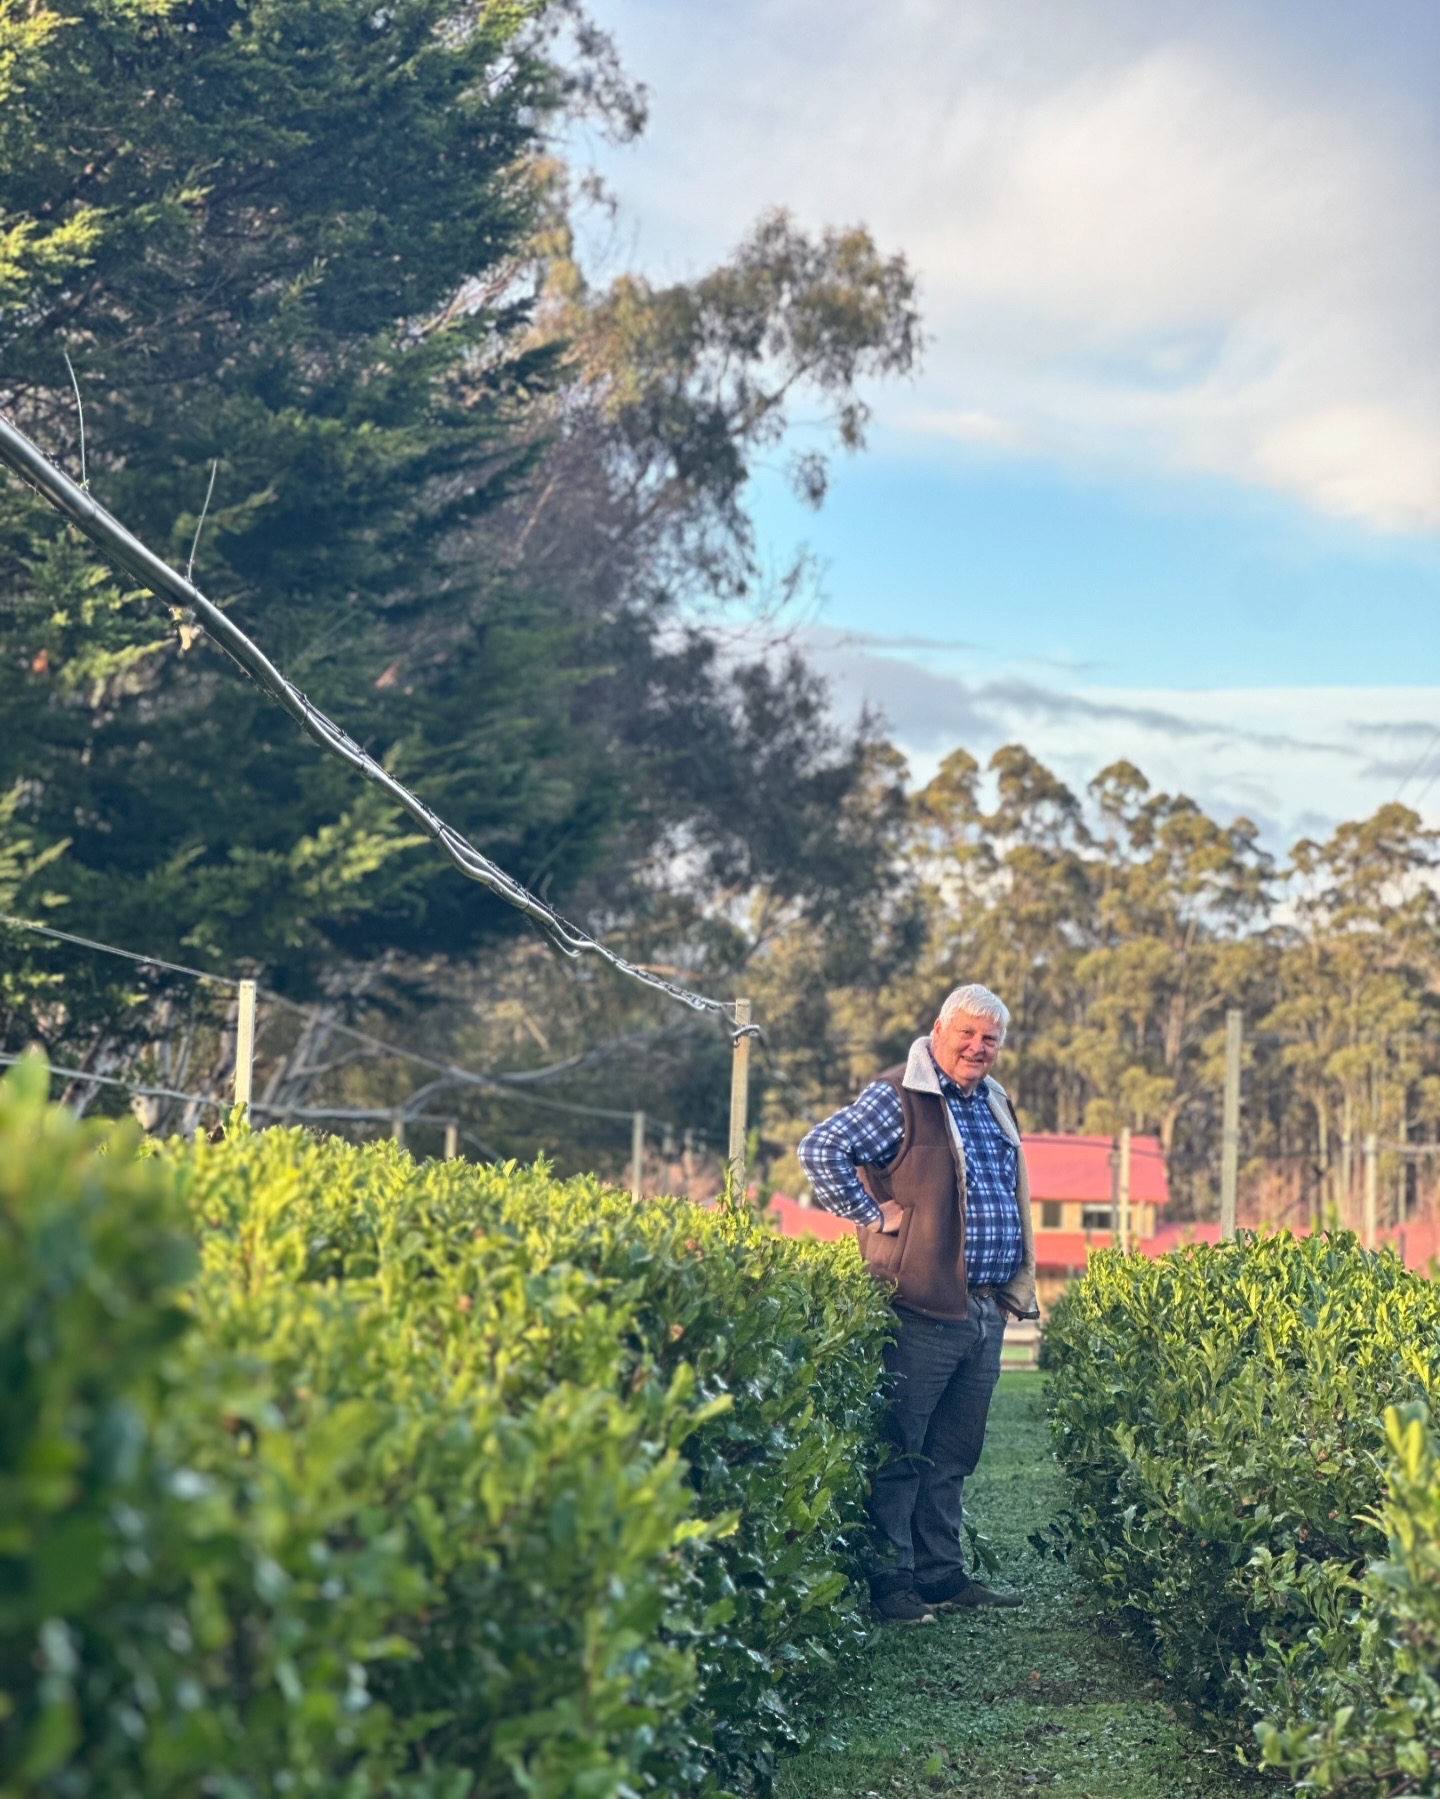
[1265,804,1439,1226]
[1072,761,1275,1152]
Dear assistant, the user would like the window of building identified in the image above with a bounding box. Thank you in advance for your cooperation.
[1082,1206,1113,1231]
[1040,1201,1062,1230]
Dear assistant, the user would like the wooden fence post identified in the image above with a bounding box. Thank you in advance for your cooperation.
[728,999,751,1198]
[631,1110,645,1203]
[234,977,257,1112]
[444,1120,459,1161]
[1117,1125,1132,1252]
[1219,1008,1243,1238]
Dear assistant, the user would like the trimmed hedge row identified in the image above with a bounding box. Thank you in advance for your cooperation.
[1044,1230,1440,1794]
[0,1059,892,1797]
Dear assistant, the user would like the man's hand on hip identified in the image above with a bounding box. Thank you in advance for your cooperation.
[869,1200,903,1234]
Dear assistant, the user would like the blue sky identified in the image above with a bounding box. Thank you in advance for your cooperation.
[749,447,1440,691]
[576,0,1440,842]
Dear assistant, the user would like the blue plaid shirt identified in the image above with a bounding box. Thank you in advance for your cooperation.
[797,1064,1024,1288]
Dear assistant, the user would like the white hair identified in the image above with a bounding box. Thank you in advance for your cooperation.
[937,983,1010,1042]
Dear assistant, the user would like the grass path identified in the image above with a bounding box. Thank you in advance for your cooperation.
[775,1372,1265,1799]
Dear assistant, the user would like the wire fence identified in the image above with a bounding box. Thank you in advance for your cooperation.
[0,1051,227,1114]
[0,909,721,1183]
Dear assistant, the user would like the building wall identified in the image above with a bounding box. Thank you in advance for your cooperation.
[1034,1200,1156,1237]
[1036,1270,1078,1314]
[1030,1201,1161,1318]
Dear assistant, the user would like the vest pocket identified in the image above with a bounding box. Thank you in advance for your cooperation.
[859,1208,908,1278]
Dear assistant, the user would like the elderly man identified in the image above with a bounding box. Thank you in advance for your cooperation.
[798,982,1038,1622]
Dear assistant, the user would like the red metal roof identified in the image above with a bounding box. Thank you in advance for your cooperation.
[1025,1133,1170,1205]
[1142,1220,1224,1255]
[1030,1229,1092,1268]
[1031,1220,1215,1269]
[1039,1217,1440,1270]
[766,1193,854,1241]
[1383,1218,1440,1271]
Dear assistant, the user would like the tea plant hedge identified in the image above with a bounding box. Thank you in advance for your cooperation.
[0,1058,892,1798]
[1045,1231,1440,1795]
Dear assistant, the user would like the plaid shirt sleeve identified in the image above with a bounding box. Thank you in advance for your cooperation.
[796,1081,905,1226]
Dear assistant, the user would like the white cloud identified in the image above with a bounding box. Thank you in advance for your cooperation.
[921,408,1026,449]
[583,0,1440,533]
[1256,407,1440,535]
[797,627,1439,846]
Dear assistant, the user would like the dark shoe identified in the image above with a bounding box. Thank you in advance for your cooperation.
[917,1573,1023,1610]
[872,1587,936,1623]
[913,1568,972,1605]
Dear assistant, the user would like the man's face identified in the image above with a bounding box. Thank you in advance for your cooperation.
[931,1009,1003,1090]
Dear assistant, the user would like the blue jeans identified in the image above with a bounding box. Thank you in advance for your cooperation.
[867,1294,1005,1596]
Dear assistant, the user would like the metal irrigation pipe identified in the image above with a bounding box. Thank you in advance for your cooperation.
[0,412,758,1040]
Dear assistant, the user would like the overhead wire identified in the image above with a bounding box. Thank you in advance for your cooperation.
[1395,724,1440,805]
[0,410,759,1040]
[1411,758,1440,814]
[186,458,218,584]
[61,353,87,490]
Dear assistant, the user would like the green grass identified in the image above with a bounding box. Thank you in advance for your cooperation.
[775,1373,1268,1799]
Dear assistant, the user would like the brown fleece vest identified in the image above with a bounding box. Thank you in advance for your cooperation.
[856,1063,974,1320]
